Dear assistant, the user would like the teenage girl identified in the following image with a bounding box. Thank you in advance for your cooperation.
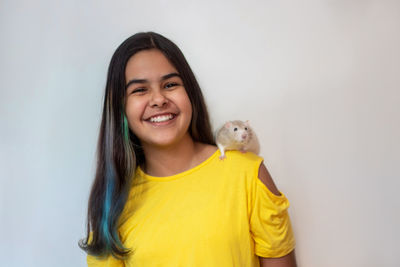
[79,32,297,267]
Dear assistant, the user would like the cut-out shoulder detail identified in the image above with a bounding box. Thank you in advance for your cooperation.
[257,161,281,196]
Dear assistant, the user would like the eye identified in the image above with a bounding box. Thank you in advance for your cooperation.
[234,127,238,131]
[131,87,147,94]
[164,82,179,89]
[244,127,248,130]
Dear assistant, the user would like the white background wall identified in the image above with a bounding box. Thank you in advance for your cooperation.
[1,0,399,266]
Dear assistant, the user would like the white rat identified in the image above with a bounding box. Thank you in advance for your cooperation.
[215,120,260,160]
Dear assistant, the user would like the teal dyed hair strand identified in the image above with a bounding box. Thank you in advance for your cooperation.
[99,100,129,255]
[123,114,130,141]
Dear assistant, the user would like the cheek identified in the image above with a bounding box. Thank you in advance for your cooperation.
[125,99,146,128]
[184,98,193,118]
[178,92,193,117]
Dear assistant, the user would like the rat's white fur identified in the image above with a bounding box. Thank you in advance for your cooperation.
[215,120,260,159]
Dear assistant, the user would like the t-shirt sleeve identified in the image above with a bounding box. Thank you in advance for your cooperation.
[247,156,296,258]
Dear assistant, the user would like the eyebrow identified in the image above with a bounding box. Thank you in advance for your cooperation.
[125,72,181,89]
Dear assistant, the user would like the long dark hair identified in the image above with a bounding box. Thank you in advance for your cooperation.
[79,32,214,259]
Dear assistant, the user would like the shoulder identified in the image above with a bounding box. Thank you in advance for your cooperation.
[194,143,218,165]
[224,151,281,197]
[224,150,263,165]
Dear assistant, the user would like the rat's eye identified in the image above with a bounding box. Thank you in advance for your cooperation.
[234,128,238,131]
[245,127,248,130]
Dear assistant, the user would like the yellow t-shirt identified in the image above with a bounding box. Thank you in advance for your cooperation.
[87,150,295,267]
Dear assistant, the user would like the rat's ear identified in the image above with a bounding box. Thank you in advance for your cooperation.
[244,120,249,126]
[224,121,232,128]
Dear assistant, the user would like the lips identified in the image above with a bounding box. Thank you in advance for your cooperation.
[145,112,177,123]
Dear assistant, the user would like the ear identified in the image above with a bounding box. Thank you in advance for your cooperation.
[224,121,232,128]
[244,120,249,126]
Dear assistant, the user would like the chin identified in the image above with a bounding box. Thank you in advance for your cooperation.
[142,134,175,146]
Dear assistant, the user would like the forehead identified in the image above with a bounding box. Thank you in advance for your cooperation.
[125,49,178,81]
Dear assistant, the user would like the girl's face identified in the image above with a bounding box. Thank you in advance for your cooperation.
[124,49,193,149]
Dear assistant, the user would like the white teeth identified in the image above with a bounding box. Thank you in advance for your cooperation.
[149,114,174,123]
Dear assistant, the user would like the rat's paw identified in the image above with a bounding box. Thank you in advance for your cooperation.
[219,155,226,160]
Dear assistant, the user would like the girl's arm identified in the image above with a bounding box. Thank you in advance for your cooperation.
[259,250,297,267]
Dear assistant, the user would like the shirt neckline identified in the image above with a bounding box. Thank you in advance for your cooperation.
[137,148,220,182]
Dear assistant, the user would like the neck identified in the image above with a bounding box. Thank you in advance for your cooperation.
[141,133,202,177]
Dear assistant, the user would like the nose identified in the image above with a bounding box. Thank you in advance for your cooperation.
[149,89,168,108]
[242,134,247,140]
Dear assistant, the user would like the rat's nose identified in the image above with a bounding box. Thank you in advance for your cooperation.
[242,134,247,140]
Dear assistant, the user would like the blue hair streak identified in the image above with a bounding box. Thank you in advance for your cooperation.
[122,112,136,173]
[99,100,130,257]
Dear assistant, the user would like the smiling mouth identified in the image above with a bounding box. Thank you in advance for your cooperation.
[146,113,176,123]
